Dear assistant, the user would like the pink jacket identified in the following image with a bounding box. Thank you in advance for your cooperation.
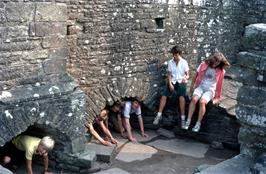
[194,62,225,100]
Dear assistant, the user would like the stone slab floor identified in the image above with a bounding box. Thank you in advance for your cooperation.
[13,129,238,174]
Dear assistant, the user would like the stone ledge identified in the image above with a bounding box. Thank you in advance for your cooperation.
[0,81,79,104]
[197,154,254,174]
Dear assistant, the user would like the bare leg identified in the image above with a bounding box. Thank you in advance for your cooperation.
[158,95,167,113]
[179,96,185,116]
[184,95,199,130]
[153,96,167,125]
[197,99,207,122]
[192,99,207,132]
[187,96,200,120]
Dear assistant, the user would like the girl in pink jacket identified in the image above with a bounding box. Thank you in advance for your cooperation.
[183,52,230,132]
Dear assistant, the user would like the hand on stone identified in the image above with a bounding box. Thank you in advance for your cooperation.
[111,138,119,144]
[141,132,149,138]
[102,140,112,146]
[129,137,137,143]
[212,98,220,106]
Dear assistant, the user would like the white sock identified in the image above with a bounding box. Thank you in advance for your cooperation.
[157,112,162,117]
[181,115,185,120]
[196,121,201,126]
[186,118,191,123]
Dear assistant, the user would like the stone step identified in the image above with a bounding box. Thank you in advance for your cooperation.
[85,129,160,167]
[85,141,117,163]
[77,150,97,169]
[196,154,255,174]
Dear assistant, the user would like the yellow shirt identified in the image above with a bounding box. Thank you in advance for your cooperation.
[12,135,41,160]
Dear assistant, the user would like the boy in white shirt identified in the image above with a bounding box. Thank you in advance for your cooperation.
[122,97,148,142]
[153,46,189,128]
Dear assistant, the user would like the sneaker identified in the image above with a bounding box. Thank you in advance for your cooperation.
[181,115,186,129]
[184,120,190,130]
[192,123,201,132]
[153,115,162,125]
[181,119,186,129]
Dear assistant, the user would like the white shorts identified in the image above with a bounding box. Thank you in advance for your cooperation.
[193,86,214,103]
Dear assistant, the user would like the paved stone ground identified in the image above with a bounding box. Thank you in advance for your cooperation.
[12,129,238,174]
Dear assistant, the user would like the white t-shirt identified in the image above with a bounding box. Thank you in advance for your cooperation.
[123,101,141,119]
[167,57,189,84]
[197,65,217,93]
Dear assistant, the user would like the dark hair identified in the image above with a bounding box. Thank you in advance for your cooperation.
[132,96,143,104]
[112,100,123,110]
[170,46,182,55]
[205,52,231,69]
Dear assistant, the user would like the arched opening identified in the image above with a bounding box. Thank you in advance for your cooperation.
[0,123,94,173]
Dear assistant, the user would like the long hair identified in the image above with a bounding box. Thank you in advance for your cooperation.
[205,52,230,69]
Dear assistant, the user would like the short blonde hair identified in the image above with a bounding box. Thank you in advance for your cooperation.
[40,136,55,151]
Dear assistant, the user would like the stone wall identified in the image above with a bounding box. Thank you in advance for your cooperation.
[236,24,266,157]
[197,23,266,174]
[67,0,170,119]
[241,0,266,25]
[0,0,266,171]
[0,1,89,171]
[67,0,256,121]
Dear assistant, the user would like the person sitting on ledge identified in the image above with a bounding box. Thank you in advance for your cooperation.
[0,135,55,174]
[184,52,230,132]
[153,45,189,128]
[122,96,149,142]
[86,101,121,146]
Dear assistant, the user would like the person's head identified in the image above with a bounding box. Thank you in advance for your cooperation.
[99,110,109,121]
[37,136,55,156]
[112,100,123,113]
[132,96,142,110]
[205,52,230,69]
[170,46,182,60]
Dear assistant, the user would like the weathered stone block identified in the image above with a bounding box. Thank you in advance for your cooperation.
[252,153,266,174]
[235,66,260,86]
[67,25,83,35]
[48,47,68,60]
[29,22,66,37]
[78,151,96,168]
[236,86,266,107]
[43,58,66,74]
[198,154,254,174]
[7,26,28,38]
[0,42,39,52]
[242,24,266,51]
[42,35,67,48]
[6,2,34,22]
[237,52,263,70]
[0,9,6,23]
[36,3,67,22]
[238,126,266,156]
[236,104,266,127]
[85,143,115,163]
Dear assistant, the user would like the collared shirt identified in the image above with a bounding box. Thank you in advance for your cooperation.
[123,101,141,119]
[167,57,189,84]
